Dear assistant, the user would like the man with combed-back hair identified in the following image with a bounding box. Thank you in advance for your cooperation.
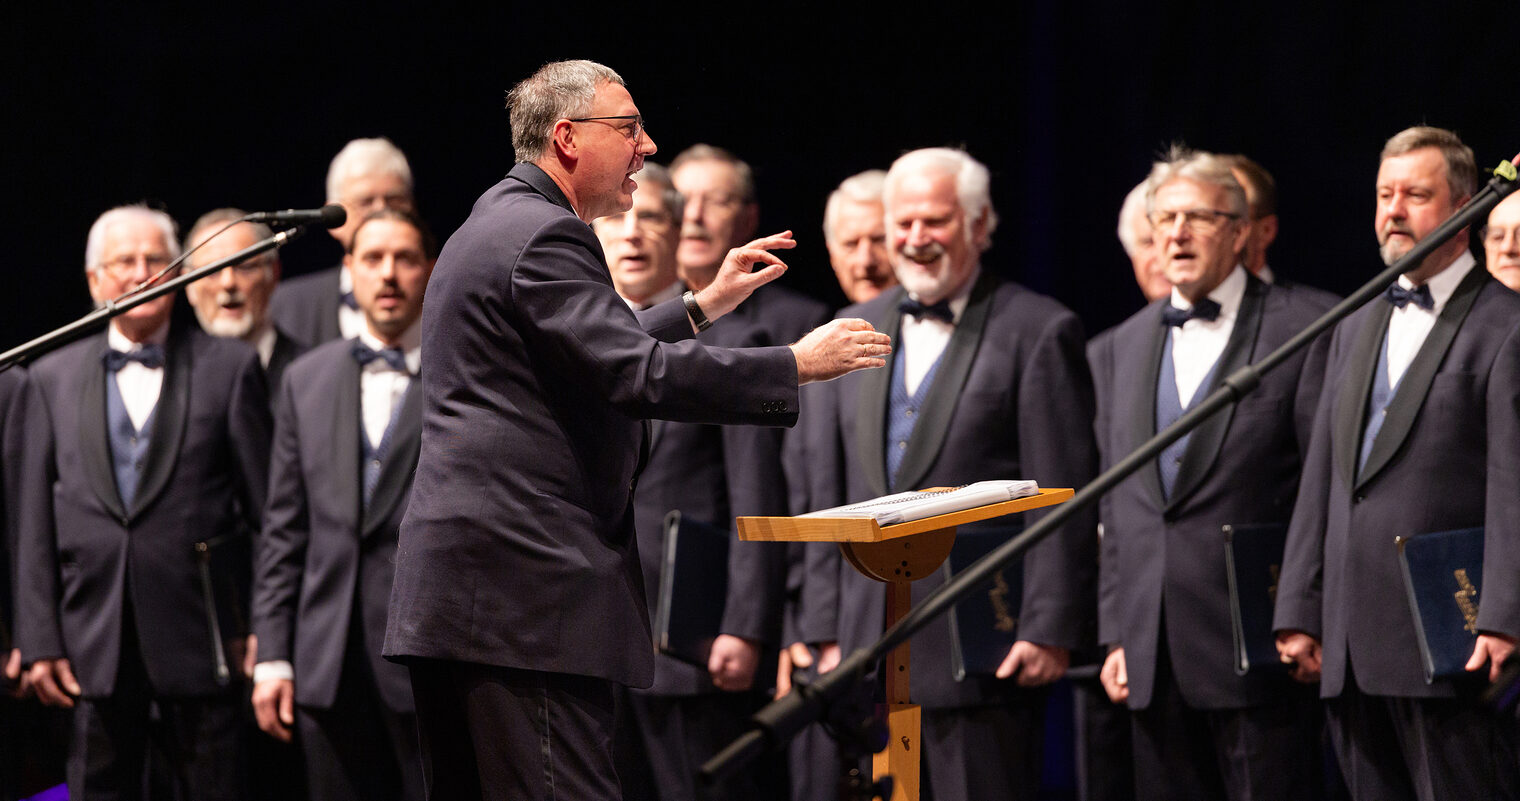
[1092,147,1334,800]
[806,146,1099,801]
[270,137,417,345]
[381,59,889,800]
[17,204,271,800]
[1275,125,1520,799]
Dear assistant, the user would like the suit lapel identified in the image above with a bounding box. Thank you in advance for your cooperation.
[334,356,362,530]
[129,328,191,521]
[1131,305,1170,508]
[891,272,996,494]
[1332,301,1391,491]
[1356,266,1486,489]
[363,378,422,537]
[79,335,126,521]
[1165,276,1266,511]
[854,289,904,497]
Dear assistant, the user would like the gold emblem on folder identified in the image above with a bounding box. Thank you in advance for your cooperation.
[989,570,1017,633]
[1453,568,1480,634]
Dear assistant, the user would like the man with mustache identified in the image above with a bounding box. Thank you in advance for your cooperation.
[593,163,790,800]
[1482,191,1520,291]
[804,147,1098,800]
[253,209,433,801]
[185,209,307,401]
[1274,126,1520,799]
[1091,148,1333,800]
[382,60,890,800]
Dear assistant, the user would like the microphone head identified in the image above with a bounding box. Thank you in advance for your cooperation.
[318,204,348,229]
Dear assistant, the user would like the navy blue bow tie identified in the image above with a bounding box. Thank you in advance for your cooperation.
[899,297,954,324]
[340,290,360,311]
[351,340,410,373]
[1384,282,1434,311]
[1159,297,1222,327]
[102,345,166,372]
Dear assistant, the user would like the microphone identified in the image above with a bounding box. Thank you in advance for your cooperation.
[244,205,347,229]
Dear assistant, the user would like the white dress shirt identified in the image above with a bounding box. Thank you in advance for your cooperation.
[1169,265,1248,405]
[253,325,277,368]
[1385,252,1475,387]
[106,322,169,431]
[357,324,422,449]
[899,267,979,396]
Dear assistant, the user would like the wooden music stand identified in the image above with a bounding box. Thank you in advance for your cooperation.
[738,487,1073,801]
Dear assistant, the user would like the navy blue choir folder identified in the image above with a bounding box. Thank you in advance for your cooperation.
[944,525,1023,681]
[655,511,730,668]
[1222,523,1289,676]
[1396,527,1484,684]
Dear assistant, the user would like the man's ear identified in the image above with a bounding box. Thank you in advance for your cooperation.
[551,119,579,164]
[1256,214,1279,250]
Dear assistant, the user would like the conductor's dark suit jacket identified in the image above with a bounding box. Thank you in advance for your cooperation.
[0,368,27,656]
[1274,264,1520,698]
[383,164,799,689]
[15,324,271,697]
[808,272,1099,709]
[254,339,419,712]
[1091,274,1334,710]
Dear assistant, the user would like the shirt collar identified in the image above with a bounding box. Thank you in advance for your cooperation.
[253,325,277,367]
[904,264,980,325]
[1398,250,1475,314]
[1169,263,1247,322]
[357,320,422,374]
[107,319,170,353]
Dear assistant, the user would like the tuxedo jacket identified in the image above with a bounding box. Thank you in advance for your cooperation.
[1090,274,1334,710]
[632,309,792,696]
[1274,265,1520,698]
[808,272,1099,709]
[254,339,420,712]
[383,164,799,689]
[264,326,306,405]
[15,324,271,697]
[269,267,342,347]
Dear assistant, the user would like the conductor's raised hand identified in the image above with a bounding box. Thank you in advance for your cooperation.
[692,231,797,321]
[790,318,891,384]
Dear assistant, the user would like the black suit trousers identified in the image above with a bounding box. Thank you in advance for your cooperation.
[407,659,620,801]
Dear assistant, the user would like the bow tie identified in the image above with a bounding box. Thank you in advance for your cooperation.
[102,345,166,372]
[341,290,360,311]
[351,340,410,373]
[1384,282,1434,311]
[1159,297,1222,327]
[899,297,954,324]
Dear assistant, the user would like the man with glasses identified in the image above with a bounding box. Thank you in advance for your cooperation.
[185,209,306,399]
[1275,126,1520,799]
[270,137,417,345]
[382,60,889,800]
[16,204,272,799]
[1482,191,1520,291]
[593,162,789,800]
[1090,148,1334,800]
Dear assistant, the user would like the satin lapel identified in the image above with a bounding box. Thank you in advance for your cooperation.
[129,330,191,521]
[1130,306,1170,509]
[1165,277,1266,512]
[1332,301,1391,491]
[1356,266,1486,490]
[363,379,422,537]
[854,289,904,497]
[891,272,996,494]
[334,357,362,532]
[79,335,125,521]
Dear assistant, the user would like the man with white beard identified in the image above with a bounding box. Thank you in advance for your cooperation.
[185,209,307,397]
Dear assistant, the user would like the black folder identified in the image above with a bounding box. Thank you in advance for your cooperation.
[194,530,252,687]
[1222,522,1289,676]
[1396,526,1484,684]
[654,511,730,668]
[944,525,1023,681]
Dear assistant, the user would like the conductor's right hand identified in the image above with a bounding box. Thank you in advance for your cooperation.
[791,319,891,384]
[27,657,81,708]
[252,678,296,742]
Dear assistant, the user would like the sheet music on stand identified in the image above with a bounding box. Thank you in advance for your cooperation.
[800,480,1039,526]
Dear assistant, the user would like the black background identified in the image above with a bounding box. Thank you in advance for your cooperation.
[4,2,1518,356]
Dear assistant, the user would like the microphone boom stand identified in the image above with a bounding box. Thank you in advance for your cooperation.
[0,225,306,372]
[700,159,1520,787]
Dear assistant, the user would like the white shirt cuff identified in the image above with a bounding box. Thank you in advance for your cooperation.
[253,660,294,684]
